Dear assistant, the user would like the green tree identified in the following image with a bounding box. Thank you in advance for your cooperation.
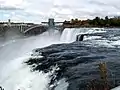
[105,16,109,21]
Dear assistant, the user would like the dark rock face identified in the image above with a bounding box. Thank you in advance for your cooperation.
[25,41,120,90]
[76,34,84,41]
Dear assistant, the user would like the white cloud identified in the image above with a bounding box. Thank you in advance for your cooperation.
[0,0,23,6]
[1,0,120,22]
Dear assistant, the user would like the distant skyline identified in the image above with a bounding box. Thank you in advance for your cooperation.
[0,0,120,23]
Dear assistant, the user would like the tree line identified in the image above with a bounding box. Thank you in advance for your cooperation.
[63,16,120,27]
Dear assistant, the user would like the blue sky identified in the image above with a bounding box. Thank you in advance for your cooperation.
[0,0,120,23]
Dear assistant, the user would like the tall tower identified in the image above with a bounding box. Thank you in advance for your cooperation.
[8,19,11,26]
[48,18,55,28]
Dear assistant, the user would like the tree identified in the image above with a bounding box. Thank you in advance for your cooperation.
[63,16,120,27]
[75,18,78,22]
[71,19,74,23]
[105,16,109,21]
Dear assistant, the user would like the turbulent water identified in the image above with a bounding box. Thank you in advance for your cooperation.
[0,28,120,90]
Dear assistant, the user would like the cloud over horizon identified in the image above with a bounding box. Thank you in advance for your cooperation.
[0,0,120,23]
[0,5,23,10]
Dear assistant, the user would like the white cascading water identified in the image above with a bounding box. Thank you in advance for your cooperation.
[0,31,61,90]
[60,28,104,43]
[0,28,119,90]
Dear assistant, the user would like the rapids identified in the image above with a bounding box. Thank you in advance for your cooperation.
[0,28,120,90]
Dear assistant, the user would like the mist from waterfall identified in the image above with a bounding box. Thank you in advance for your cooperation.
[0,28,120,90]
[0,30,61,90]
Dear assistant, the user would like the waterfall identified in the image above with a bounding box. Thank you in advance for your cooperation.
[60,28,105,43]
[0,30,61,90]
[0,27,108,90]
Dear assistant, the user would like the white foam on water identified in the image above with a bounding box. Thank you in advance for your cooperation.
[0,31,62,90]
[84,36,102,40]
[0,40,16,47]
[60,28,106,43]
[54,78,69,90]
[112,86,120,90]
[60,28,88,43]
[60,28,120,90]
[111,40,120,46]
[86,39,114,48]
[0,56,50,90]
[112,36,120,40]
[60,28,120,48]
[0,28,120,90]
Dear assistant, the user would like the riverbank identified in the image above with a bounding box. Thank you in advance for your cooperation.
[63,16,120,28]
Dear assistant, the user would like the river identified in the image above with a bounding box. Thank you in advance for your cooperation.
[0,28,120,90]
